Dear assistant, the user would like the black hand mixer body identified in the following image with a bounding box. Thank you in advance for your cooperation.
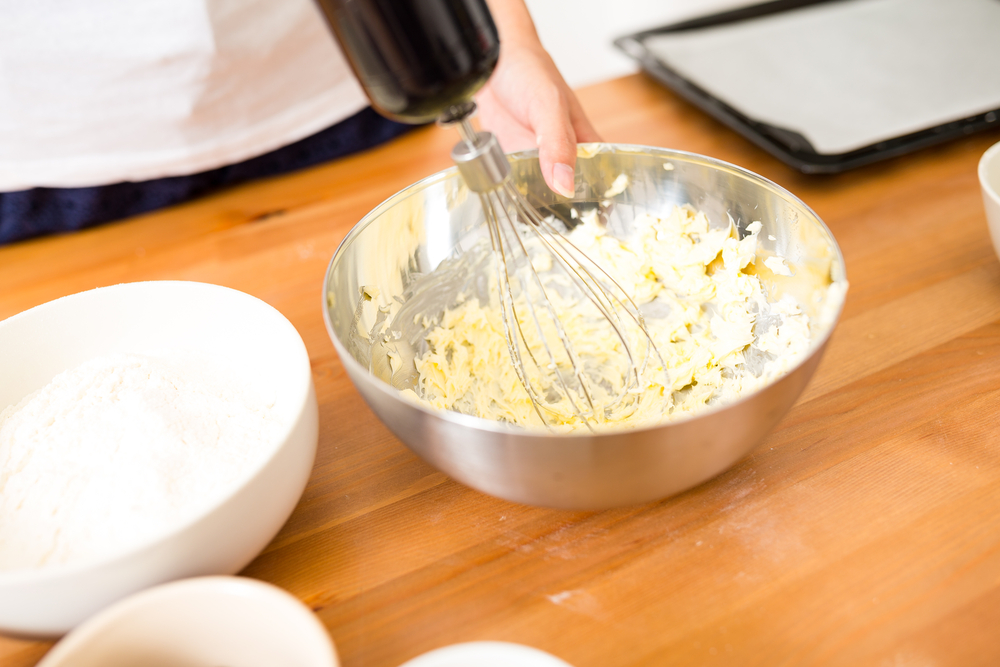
[314,0,500,124]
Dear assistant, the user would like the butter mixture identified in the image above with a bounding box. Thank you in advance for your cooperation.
[401,204,817,432]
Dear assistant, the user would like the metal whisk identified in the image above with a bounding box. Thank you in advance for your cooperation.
[443,104,667,429]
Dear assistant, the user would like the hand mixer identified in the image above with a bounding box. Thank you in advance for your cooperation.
[315,0,666,428]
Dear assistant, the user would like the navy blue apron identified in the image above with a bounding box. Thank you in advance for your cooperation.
[0,106,413,245]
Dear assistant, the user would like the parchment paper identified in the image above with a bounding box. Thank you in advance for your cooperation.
[643,0,1000,155]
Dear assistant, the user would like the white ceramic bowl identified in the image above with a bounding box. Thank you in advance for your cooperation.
[0,281,318,637]
[36,576,338,667]
[399,642,574,667]
[980,140,1000,261]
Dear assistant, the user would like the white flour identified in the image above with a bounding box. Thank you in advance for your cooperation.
[0,352,282,571]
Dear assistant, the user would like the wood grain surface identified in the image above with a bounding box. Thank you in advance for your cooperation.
[2,73,999,667]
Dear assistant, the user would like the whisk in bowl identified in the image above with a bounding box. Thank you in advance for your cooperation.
[444,106,669,430]
[313,0,667,429]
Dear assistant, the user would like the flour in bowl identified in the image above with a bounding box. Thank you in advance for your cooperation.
[0,352,283,571]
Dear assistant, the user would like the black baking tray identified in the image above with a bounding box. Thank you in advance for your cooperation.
[614,0,1000,174]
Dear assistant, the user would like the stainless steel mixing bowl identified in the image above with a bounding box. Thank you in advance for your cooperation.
[322,144,847,509]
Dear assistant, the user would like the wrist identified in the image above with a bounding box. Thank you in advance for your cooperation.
[485,0,541,48]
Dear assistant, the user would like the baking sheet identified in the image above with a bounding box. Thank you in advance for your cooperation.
[616,0,1000,172]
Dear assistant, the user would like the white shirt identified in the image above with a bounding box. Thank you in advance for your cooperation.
[0,0,368,191]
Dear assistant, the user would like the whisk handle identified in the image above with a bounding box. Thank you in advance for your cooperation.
[314,0,499,124]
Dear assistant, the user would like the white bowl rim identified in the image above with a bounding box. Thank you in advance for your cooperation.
[322,143,849,439]
[0,281,313,585]
[979,139,1000,206]
[398,640,573,667]
[35,576,338,667]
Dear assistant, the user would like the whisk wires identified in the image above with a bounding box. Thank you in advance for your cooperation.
[447,112,668,430]
[481,182,668,430]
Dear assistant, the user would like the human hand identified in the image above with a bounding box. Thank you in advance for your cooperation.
[476,1,601,198]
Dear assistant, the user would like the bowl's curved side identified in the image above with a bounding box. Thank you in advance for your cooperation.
[35,577,338,667]
[1,390,318,637]
[335,333,826,510]
[979,140,1000,262]
[322,144,847,510]
[0,282,318,636]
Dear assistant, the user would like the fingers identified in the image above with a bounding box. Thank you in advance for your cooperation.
[474,45,601,198]
[480,78,580,198]
[568,94,602,144]
[531,84,581,198]
[475,86,535,152]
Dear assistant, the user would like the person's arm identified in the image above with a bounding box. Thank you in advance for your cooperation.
[477,0,602,197]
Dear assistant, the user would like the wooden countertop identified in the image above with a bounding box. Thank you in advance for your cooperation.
[3,74,1000,666]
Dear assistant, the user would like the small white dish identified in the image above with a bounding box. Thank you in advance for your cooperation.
[36,576,339,667]
[398,641,574,667]
[0,281,319,637]
[980,139,1000,262]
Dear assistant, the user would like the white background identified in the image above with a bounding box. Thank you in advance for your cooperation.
[524,0,755,88]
